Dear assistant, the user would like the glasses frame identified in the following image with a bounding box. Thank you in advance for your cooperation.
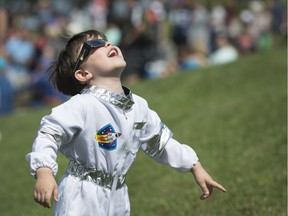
[72,39,107,74]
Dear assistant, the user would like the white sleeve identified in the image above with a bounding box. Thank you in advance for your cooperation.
[25,95,86,177]
[140,108,198,172]
[153,138,199,172]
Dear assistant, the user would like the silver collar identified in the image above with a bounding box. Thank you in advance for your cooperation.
[81,86,134,111]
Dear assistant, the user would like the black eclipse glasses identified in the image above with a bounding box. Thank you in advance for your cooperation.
[72,39,107,74]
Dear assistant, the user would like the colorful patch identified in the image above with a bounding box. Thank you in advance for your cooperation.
[96,124,121,150]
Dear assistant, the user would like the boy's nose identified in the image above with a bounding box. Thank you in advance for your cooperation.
[105,41,112,47]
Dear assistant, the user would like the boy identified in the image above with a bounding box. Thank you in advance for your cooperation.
[26,30,226,216]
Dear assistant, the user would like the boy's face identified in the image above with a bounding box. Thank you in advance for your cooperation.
[81,39,126,77]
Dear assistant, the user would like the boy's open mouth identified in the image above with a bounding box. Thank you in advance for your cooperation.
[108,48,118,58]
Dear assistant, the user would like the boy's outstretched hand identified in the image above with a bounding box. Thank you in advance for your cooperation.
[34,167,59,208]
[191,162,227,200]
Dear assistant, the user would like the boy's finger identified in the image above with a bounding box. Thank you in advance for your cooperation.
[44,193,52,208]
[42,201,51,208]
[53,187,59,202]
[212,181,227,192]
[199,183,210,200]
[200,193,210,200]
[33,191,38,201]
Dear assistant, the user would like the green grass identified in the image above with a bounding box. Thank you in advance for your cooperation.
[0,49,286,216]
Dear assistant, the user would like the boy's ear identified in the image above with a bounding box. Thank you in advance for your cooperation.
[74,70,92,82]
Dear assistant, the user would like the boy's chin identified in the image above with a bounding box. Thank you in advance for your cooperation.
[119,61,127,69]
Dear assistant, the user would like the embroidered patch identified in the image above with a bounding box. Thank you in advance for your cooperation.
[96,124,121,150]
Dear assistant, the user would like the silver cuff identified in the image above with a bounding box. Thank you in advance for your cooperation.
[143,123,173,157]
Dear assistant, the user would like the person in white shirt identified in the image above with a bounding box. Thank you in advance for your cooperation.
[209,33,239,65]
[26,29,227,216]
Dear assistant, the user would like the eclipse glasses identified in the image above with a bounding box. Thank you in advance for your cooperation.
[73,39,107,74]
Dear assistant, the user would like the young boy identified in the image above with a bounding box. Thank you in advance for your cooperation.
[26,29,226,216]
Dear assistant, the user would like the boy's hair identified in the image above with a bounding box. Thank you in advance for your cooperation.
[48,30,107,96]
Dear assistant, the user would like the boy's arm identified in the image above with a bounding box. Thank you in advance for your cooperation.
[140,122,227,199]
[34,167,58,208]
[144,136,227,199]
[191,162,227,200]
[140,106,226,198]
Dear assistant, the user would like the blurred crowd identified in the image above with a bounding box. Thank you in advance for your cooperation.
[0,0,286,114]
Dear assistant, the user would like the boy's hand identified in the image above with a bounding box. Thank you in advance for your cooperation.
[191,162,227,200]
[34,167,58,208]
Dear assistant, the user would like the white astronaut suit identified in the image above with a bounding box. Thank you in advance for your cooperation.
[26,86,199,216]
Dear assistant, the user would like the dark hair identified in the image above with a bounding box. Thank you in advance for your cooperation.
[48,30,107,96]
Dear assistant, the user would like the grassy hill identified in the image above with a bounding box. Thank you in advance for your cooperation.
[0,49,286,216]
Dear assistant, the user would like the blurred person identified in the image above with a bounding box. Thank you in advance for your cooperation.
[36,0,54,24]
[239,8,254,25]
[239,7,255,52]
[270,0,286,47]
[144,59,170,79]
[89,0,109,30]
[108,0,131,28]
[26,29,227,216]
[66,8,94,34]
[188,0,210,56]
[224,0,237,26]
[121,23,155,84]
[120,0,156,84]
[248,0,273,51]
[144,38,178,80]
[143,0,175,80]
[178,44,208,72]
[226,16,243,47]
[270,0,285,34]
[223,0,241,47]
[168,1,192,47]
[255,1,274,50]
[209,33,239,65]
[238,26,256,53]
[4,27,35,91]
[209,2,227,52]
[146,0,167,43]
[0,7,8,42]
[30,42,68,107]
[0,70,13,115]
[0,44,13,114]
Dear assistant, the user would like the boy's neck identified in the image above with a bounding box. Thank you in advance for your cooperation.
[88,77,124,93]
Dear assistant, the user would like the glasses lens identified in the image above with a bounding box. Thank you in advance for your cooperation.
[85,39,107,48]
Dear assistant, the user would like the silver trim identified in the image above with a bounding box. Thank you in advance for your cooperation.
[66,161,126,190]
[81,86,134,111]
[143,123,173,157]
